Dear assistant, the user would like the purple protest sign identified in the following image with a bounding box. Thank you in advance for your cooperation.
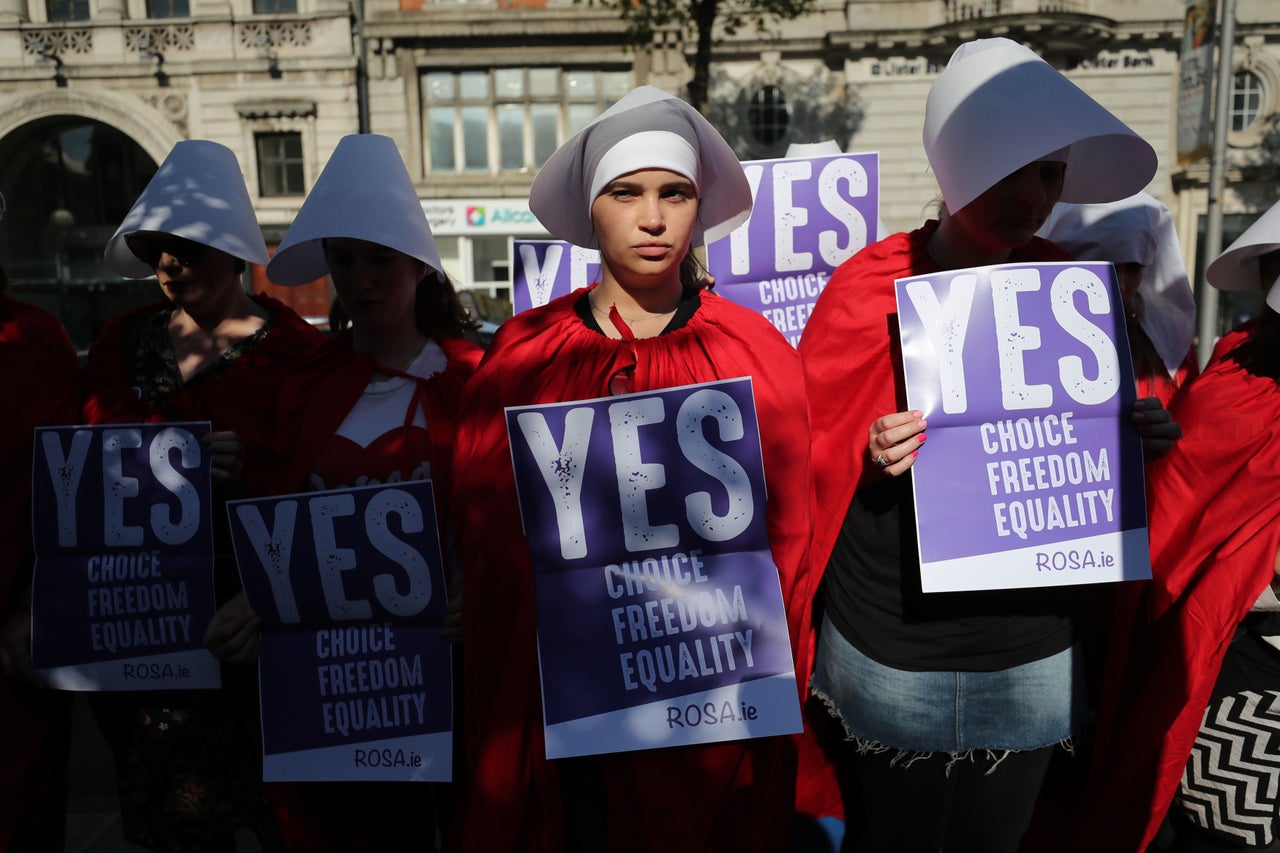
[895,261,1152,592]
[227,480,452,782]
[30,422,220,690]
[511,239,602,314]
[505,377,801,759]
[706,152,879,346]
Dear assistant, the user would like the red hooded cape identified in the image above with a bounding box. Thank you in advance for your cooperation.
[82,294,326,499]
[796,222,1074,822]
[1071,330,1280,852]
[0,295,80,851]
[452,287,814,852]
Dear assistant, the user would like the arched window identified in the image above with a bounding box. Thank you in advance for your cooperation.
[1231,70,1264,132]
[0,118,157,349]
[748,85,789,147]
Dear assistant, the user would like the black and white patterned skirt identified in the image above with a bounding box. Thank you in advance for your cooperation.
[1173,619,1280,849]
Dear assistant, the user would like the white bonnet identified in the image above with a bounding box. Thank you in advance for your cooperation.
[267,134,443,287]
[529,86,752,249]
[924,38,1157,214]
[104,140,269,278]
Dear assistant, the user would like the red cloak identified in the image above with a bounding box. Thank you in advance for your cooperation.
[272,333,480,498]
[452,287,814,852]
[0,295,80,852]
[264,332,481,853]
[82,294,327,498]
[796,222,1074,823]
[1071,333,1280,852]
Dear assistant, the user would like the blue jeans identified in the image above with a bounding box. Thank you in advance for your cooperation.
[811,613,1085,753]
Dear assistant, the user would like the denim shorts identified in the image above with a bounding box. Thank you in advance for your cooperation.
[811,614,1086,754]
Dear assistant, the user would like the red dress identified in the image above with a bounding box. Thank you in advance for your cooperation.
[452,286,814,852]
[0,295,80,852]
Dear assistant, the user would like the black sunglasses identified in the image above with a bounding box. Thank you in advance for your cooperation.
[125,233,208,268]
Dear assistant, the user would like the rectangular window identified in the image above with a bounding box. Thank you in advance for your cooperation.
[147,0,190,16]
[421,67,633,176]
[252,0,297,13]
[256,132,305,197]
[45,0,89,21]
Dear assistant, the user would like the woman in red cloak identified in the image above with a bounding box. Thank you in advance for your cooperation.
[452,86,815,852]
[797,38,1173,852]
[206,133,482,851]
[1077,202,1280,853]
[0,221,81,851]
[84,139,325,852]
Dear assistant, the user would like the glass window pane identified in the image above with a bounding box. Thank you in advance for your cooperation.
[252,0,295,13]
[495,69,524,100]
[46,0,88,20]
[749,85,789,146]
[424,72,454,102]
[532,104,558,167]
[498,104,525,171]
[147,0,189,16]
[564,69,595,99]
[256,132,304,197]
[427,107,456,172]
[601,71,632,100]
[472,236,508,282]
[459,71,487,100]
[529,68,559,98]
[462,105,488,173]
[568,104,597,135]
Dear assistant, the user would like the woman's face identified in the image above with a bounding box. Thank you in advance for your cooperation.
[590,169,699,290]
[323,237,426,332]
[126,233,243,316]
[951,160,1067,255]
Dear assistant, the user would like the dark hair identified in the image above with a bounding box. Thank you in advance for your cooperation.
[0,259,9,294]
[328,267,480,343]
[680,252,711,292]
[1226,308,1280,383]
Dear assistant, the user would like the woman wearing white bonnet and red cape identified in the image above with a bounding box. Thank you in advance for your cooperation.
[1076,199,1280,852]
[799,36,1157,852]
[452,86,816,852]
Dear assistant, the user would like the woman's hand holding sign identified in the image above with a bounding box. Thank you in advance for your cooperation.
[868,410,927,476]
[1131,397,1182,459]
[204,430,245,497]
[204,591,261,665]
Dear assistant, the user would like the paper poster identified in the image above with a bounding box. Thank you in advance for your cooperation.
[895,261,1151,592]
[706,152,879,345]
[511,239,602,313]
[227,480,452,782]
[31,422,220,690]
[506,377,801,759]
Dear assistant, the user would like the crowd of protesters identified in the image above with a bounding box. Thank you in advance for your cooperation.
[2,34,1279,853]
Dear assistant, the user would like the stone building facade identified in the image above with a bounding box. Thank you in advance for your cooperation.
[0,0,1275,346]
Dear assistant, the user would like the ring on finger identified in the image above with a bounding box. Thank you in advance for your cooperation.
[875,454,889,468]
